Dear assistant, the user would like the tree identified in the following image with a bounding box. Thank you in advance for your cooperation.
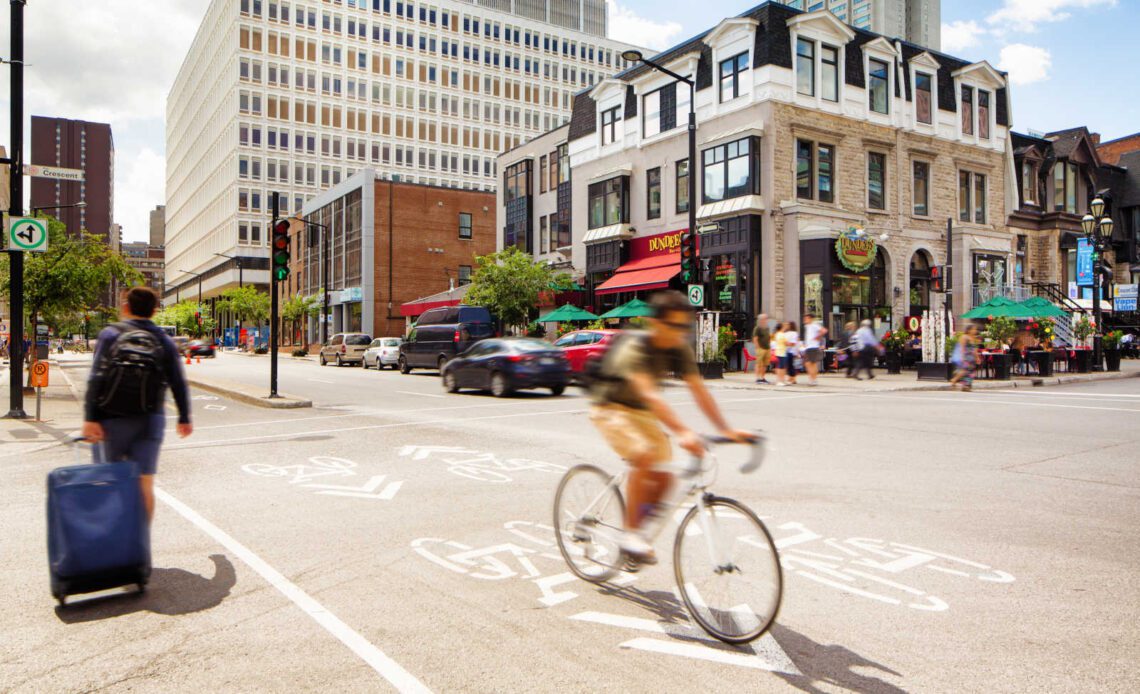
[215,286,270,325]
[281,293,320,345]
[153,301,216,338]
[465,246,568,333]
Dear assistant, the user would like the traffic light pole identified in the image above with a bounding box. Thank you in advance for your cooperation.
[269,192,280,398]
[6,0,27,419]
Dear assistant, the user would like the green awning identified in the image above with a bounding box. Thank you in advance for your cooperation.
[961,296,1021,319]
[548,281,585,291]
[540,304,599,322]
[599,298,654,320]
[1012,296,1068,319]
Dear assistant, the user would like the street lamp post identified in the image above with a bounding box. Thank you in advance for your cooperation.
[6,0,28,419]
[293,216,331,345]
[1081,197,1115,370]
[621,50,698,288]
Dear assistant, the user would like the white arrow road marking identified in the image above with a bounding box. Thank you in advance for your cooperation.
[398,445,475,460]
[204,404,227,411]
[192,394,219,401]
[304,474,403,500]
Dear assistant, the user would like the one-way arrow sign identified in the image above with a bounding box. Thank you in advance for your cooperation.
[304,474,403,500]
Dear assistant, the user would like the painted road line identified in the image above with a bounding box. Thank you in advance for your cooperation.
[308,378,335,384]
[619,637,800,675]
[155,487,431,693]
[865,393,1140,414]
[973,391,1140,400]
[396,391,446,398]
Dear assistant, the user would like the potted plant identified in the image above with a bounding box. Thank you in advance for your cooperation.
[917,332,956,381]
[1104,330,1124,372]
[1071,316,1094,373]
[882,326,909,374]
[983,316,1015,380]
[1028,318,1056,376]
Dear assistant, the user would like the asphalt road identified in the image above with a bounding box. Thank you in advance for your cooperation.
[3,353,1138,692]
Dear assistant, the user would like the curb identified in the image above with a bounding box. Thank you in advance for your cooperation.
[185,377,313,409]
[704,369,1140,394]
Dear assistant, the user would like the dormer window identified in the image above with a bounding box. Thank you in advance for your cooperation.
[796,39,814,96]
[719,52,748,102]
[868,59,889,114]
[977,90,990,139]
[961,86,974,135]
[915,72,933,124]
[796,38,839,102]
[600,105,620,145]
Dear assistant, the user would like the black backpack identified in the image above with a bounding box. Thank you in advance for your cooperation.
[94,322,168,417]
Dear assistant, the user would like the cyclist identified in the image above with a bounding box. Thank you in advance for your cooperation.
[589,290,753,563]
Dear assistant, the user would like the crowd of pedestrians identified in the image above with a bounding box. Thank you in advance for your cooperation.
[750,313,888,387]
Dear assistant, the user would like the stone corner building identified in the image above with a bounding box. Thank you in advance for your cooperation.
[511,2,1012,337]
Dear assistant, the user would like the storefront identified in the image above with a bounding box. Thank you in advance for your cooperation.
[698,214,762,336]
[588,229,685,312]
[801,226,891,338]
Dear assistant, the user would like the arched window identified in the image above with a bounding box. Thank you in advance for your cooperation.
[910,250,932,315]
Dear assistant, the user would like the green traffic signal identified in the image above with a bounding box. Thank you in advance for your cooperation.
[274,266,289,281]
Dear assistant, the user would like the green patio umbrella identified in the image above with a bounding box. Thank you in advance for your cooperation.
[541,304,599,322]
[961,296,1020,320]
[1012,296,1067,319]
[599,298,654,320]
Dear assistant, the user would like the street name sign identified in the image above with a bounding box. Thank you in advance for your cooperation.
[23,164,85,181]
[6,216,48,252]
[687,284,704,307]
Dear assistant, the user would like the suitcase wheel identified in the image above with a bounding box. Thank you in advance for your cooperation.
[57,595,66,607]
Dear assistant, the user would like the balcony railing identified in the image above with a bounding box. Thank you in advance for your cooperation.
[971,283,1033,308]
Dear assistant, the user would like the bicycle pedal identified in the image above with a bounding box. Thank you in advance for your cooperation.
[622,558,642,573]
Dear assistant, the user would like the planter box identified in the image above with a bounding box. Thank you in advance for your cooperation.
[1072,350,1093,373]
[916,362,953,381]
[699,361,724,379]
[884,352,903,375]
[1031,351,1053,377]
[1105,349,1121,372]
[988,353,1011,380]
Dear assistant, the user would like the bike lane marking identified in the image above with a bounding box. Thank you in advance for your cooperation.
[155,486,431,693]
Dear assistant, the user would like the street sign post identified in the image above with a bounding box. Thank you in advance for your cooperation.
[6,216,48,252]
[29,361,48,421]
[23,164,84,181]
[687,284,704,307]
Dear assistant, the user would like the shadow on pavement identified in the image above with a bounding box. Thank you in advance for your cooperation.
[769,623,908,694]
[55,554,236,623]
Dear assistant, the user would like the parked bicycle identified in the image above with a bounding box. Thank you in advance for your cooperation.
[553,434,782,644]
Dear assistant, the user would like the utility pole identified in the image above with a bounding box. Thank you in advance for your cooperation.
[270,192,281,398]
[945,218,954,344]
[6,0,28,419]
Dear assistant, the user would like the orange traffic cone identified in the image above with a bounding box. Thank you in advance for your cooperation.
[196,356,201,364]
[185,354,192,365]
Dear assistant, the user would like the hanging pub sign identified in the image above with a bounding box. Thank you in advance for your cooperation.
[835,225,878,272]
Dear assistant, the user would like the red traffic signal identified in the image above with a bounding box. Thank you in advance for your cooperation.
[930,265,943,293]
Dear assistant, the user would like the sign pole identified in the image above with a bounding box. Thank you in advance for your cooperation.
[6,0,28,419]
[270,192,280,398]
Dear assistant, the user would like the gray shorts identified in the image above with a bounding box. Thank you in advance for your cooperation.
[804,348,823,364]
[101,414,166,476]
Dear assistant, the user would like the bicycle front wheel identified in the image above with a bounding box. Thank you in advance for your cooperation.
[553,464,626,583]
[674,496,782,644]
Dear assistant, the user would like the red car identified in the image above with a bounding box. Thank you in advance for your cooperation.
[553,329,621,376]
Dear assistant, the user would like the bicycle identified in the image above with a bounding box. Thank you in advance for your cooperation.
[552,434,782,644]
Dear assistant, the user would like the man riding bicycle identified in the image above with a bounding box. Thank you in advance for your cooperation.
[589,290,753,563]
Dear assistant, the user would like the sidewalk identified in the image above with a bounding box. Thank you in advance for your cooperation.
[0,359,86,459]
[708,358,1140,393]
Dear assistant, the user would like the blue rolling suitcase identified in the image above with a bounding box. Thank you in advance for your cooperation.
[47,442,151,606]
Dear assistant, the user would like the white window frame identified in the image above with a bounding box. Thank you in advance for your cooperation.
[908,53,940,132]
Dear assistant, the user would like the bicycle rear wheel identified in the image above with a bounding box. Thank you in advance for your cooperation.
[673,496,782,644]
[553,465,625,583]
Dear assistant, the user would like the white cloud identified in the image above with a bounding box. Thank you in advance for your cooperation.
[998,44,1053,85]
[987,0,1117,32]
[941,20,985,54]
[606,0,683,52]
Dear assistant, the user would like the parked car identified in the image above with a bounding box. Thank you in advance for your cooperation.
[441,338,569,397]
[186,340,216,358]
[362,337,403,369]
[172,336,191,355]
[398,305,495,373]
[319,332,372,366]
[553,329,622,378]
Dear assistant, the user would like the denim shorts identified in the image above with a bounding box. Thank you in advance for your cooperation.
[100,414,166,475]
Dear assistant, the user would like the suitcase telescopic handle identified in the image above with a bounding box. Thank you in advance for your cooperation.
[68,435,106,464]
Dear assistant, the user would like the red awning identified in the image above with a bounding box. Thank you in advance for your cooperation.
[595,253,680,295]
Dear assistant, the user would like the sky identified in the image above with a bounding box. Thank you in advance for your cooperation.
[1,0,1137,244]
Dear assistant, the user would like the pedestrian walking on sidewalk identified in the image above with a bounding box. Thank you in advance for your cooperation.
[949,324,980,392]
[751,314,771,384]
[82,287,193,522]
[853,319,881,381]
[775,322,800,386]
[802,313,827,386]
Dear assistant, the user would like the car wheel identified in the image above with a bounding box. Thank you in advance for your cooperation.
[399,356,411,374]
[491,372,512,398]
[320,354,327,366]
[437,356,447,372]
[443,371,459,393]
[362,356,369,369]
[550,385,566,396]
[336,355,343,367]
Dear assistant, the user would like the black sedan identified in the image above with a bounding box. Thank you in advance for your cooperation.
[186,340,216,358]
[441,338,569,397]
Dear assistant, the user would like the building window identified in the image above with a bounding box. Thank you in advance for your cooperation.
[868,58,889,114]
[676,159,689,213]
[796,139,834,203]
[959,171,987,223]
[719,51,748,102]
[821,45,838,102]
[539,154,547,193]
[503,161,530,203]
[913,161,930,216]
[458,265,472,285]
[539,215,549,253]
[647,167,661,219]
[796,38,814,97]
[702,137,759,203]
[1021,161,1036,205]
[961,85,974,135]
[867,152,886,211]
[458,212,473,239]
[588,176,629,229]
[600,106,620,145]
[915,72,932,124]
[978,90,990,139]
[643,87,661,138]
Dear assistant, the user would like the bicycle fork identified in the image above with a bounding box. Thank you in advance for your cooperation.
[695,494,736,575]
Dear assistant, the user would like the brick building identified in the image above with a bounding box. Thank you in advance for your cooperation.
[284,172,496,345]
[30,116,114,241]
[1096,132,1140,167]
[121,242,166,296]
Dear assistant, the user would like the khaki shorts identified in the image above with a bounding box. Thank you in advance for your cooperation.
[590,403,671,466]
[754,348,770,367]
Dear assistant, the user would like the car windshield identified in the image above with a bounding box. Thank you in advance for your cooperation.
[345,335,371,346]
[511,339,555,353]
[382,339,401,347]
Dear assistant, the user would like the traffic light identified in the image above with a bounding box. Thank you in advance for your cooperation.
[194,311,201,325]
[679,231,696,283]
[272,219,291,282]
[930,265,943,293]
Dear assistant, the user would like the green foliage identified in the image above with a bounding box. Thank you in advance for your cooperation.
[216,286,270,324]
[585,318,608,331]
[1028,318,1055,345]
[883,326,911,352]
[556,322,576,338]
[983,316,1017,347]
[945,331,960,359]
[1072,315,1094,342]
[713,325,738,365]
[282,293,321,322]
[1103,330,1124,349]
[153,301,216,338]
[627,317,649,329]
[465,246,568,332]
[526,321,546,338]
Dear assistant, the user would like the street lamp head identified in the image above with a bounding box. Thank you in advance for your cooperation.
[75,201,87,208]
[1090,196,1105,218]
[621,49,644,63]
[1099,216,1114,239]
[1081,214,1097,236]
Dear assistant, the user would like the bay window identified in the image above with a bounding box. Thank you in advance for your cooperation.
[588,176,629,229]
[702,136,760,204]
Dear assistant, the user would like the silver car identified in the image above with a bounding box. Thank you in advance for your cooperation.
[362,337,404,370]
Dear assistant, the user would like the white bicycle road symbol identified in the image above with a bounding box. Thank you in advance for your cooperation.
[398,445,566,483]
[242,456,357,484]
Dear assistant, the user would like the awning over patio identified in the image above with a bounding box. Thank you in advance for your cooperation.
[594,253,679,296]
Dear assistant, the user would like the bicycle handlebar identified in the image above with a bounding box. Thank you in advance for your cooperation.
[697,431,767,475]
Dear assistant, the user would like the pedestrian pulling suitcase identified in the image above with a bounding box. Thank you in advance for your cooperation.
[47,440,151,606]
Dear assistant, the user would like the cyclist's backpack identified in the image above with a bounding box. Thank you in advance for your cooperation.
[582,331,648,396]
[93,322,168,417]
